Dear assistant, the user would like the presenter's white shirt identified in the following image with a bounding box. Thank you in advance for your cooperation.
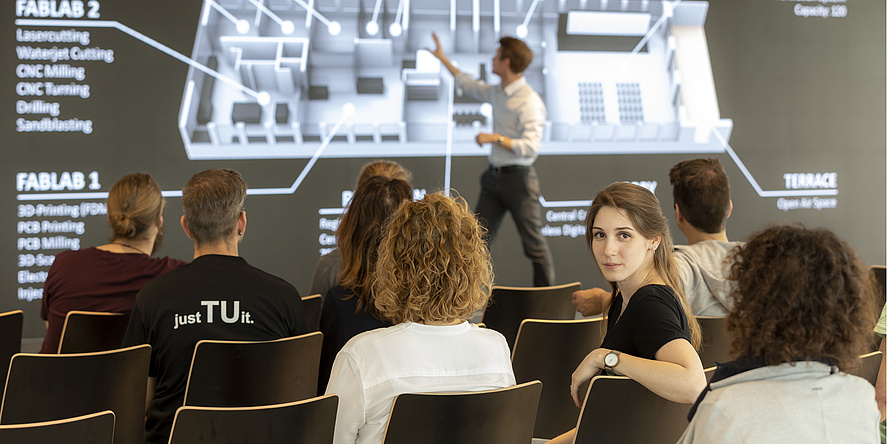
[325,321,516,444]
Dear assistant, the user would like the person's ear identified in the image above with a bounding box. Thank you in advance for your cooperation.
[726,200,733,219]
[674,203,685,223]
[180,216,192,239]
[650,235,661,251]
[237,210,247,236]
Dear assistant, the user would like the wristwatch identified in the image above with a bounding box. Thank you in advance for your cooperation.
[497,135,506,146]
[604,350,621,376]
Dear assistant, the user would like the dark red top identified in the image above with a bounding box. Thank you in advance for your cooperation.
[40,247,186,353]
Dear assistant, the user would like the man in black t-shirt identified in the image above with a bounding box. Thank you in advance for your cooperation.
[122,169,307,444]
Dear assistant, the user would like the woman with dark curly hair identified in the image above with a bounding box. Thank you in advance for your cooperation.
[324,193,515,444]
[678,224,880,443]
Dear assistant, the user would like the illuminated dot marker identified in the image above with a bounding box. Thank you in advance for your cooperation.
[342,102,356,118]
[257,91,271,106]
[365,21,379,35]
[389,22,402,37]
[328,21,341,35]
[236,20,250,34]
[281,20,295,35]
[516,24,528,38]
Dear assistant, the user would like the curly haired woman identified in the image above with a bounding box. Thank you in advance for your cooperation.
[324,193,515,444]
[678,224,880,443]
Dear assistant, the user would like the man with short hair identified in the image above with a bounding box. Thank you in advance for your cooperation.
[123,169,307,444]
[427,33,555,286]
[573,158,741,316]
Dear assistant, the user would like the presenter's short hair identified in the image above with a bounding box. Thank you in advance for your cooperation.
[182,169,247,245]
[373,193,493,324]
[669,158,731,233]
[499,37,533,74]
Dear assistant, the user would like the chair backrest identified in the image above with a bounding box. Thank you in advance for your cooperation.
[0,345,150,444]
[0,311,23,392]
[184,332,322,407]
[58,311,131,354]
[0,410,115,444]
[696,316,733,368]
[482,282,581,349]
[850,351,883,386]
[574,376,690,444]
[511,318,602,439]
[302,294,322,331]
[382,381,542,444]
[169,395,338,444]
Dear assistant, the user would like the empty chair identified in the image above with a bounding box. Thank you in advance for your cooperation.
[58,311,130,354]
[0,311,23,392]
[850,351,883,386]
[511,318,602,439]
[574,376,690,444]
[184,332,322,407]
[302,294,322,331]
[696,316,733,368]
[169,395,338,444]
[0,410,115,444]
[0,344,150,444]
[382,380,542,444]
[482,282,581,348]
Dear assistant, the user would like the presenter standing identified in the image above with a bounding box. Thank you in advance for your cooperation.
[427,33,554,286]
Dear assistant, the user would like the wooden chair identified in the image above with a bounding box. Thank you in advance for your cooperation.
[0,410,115,444]
[58,311,130,354]
[382,381,542,444]
[511,318,602,439]
[0,311,23,394]
[696,316,733,368]
[302,294,322,331]
[482,282,581,349]
[850,351,883,386]
[183,332,322,407]
[573,376,690,444]
[0,345,150,444]
[868,265,886,351]
[169,395,338,444]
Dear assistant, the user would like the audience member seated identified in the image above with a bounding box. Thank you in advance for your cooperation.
[573,158,741,317]
[550,183,705,444]
[317,176,412,394]
[122,169,308,444]
[678,225,880,443]
[40,173,185,354]
[309,160,412,299]
[325,193,515,444]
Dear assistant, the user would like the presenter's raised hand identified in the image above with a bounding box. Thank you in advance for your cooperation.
[426,32,447,61]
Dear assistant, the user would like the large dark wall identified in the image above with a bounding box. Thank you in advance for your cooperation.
[3,0,884,338]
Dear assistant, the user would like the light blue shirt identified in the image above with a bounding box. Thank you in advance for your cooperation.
[455,73,546,167]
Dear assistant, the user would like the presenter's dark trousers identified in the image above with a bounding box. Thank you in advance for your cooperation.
[476,165,555,287]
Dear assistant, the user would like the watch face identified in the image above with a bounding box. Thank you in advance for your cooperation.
[605,353,618,367]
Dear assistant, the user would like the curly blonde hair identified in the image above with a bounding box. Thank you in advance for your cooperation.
[373,193,493,324]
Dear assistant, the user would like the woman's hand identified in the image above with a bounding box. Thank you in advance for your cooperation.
[569,348,608,407]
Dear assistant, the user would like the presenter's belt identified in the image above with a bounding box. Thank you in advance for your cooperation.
[489,164,531,175]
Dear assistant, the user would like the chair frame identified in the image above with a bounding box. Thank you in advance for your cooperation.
[182,332,323,407]
[301,294,322,331]
[482,282,582,348]
[381,380,543,444]
[58,311,130,354]
[168,395,338,444]
[0,410,115,443]
[511,318,603,439]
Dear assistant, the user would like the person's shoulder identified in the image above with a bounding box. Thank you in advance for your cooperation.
[630,285,682,312]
